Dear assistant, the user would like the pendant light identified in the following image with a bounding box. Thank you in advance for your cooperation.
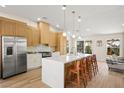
[78,16,82,39]
[72,10,75,38]
[62,5,67,37]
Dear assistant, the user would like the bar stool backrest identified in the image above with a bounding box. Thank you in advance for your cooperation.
[76,60,81,70]
[92,54,97,62]
[81,57,87,67]
[71,60,80,70]
[87,56,92,63]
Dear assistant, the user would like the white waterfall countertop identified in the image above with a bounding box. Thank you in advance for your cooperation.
[42,53,91,64]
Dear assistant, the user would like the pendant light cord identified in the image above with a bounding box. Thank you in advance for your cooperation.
[72,11,75,34]
[64,9,66,33]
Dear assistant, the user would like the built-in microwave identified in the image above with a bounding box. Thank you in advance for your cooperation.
[38,52,51,58]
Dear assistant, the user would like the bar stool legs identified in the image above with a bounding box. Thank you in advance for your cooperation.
[86,56,93,81]
[80,58,88,88]
[68,60,81,88]
[92,54,99,76]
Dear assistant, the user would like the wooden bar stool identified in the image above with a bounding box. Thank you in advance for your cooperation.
[64,62,74,87]
[80,57,88,88]
[68,60,81,88]
[86,56,93,81]
[92,54,98,75]
[90,56,96,76]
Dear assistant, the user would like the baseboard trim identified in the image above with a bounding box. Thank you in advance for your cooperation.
[27,66,41,71]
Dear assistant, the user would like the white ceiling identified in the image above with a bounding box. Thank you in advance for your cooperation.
[0,5,124,36]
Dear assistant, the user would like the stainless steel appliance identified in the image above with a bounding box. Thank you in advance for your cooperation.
[39,52,52,58]
[1,36,27,78]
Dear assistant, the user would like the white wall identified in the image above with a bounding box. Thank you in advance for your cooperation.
[0,12,37,27]
[81,33,124,62]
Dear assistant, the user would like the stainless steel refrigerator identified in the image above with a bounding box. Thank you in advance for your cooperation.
[1,36,27,78]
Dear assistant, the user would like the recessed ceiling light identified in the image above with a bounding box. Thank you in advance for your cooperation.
[62,5,66,10]
[86,28,91,31]
[122,24,124,26]
[37,18,41,21]
[56,24,60,28]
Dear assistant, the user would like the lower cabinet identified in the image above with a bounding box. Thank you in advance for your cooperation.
[27,53,42,70]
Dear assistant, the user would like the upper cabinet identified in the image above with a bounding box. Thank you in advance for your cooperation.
[0,17,66,53]
[0,17,27,37]
[38,22,57,48]
[49,30,57,47]
[38,22,50,44]
[15,22,27,37]
[26,26,40,46]
[0,17,40,47]
[56,32,67,55]
[0,18,16,36]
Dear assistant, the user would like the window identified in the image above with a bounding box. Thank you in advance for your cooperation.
[85,40,92,54]
[77,41,84,53]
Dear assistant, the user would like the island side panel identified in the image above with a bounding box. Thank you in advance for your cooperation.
[42,59,64,88]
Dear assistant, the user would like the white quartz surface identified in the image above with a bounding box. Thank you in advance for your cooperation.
[42,53,91,64]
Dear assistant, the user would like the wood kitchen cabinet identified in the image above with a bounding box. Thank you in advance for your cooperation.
[49,30,57,52]
[0,18,16,36]
[38,22,58,51]
[0,17,27,37]
[0,17,66,53]
[49,31,57,46]
[56,32,67,55]
[0,21,2,35]
[15,22,27,37]
[32,27,40,46]
[0,17,40,47]
[26,26,40,46]
[38,22,50,44]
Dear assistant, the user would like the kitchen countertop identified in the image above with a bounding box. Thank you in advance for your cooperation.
[42,53,92,64]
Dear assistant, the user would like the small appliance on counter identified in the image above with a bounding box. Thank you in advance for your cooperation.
[0,36,27,79]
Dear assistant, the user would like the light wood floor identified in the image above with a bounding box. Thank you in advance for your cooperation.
[0,62,124,88]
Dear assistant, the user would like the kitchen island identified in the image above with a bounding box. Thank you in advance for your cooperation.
[42,53,91,88]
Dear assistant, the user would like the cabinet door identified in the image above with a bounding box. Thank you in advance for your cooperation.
[0,20,2,35]
[0,37,1,78]
[42,23,49,44]
[25,27,33,46]
[38,22,49,44]
[53,32,57,46]
[49,31,53,46]
[26,26,40,46]
[1,20,16,36]
[32,28,40,46]
[15,23,27,37]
